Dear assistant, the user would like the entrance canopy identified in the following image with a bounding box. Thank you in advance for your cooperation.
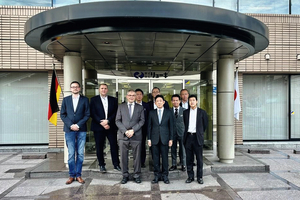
[24,1,269,77]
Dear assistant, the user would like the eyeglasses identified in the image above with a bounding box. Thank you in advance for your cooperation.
[127,95,136,97]
[71,86,80,89]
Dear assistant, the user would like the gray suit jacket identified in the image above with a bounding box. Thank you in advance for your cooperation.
[116,102,145,141]
[171,107,185,137]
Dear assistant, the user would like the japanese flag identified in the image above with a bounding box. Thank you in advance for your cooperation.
[234,70,241,120]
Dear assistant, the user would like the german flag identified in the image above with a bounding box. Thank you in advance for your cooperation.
[48,70,61,126]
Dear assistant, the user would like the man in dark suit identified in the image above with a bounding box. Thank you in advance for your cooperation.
[116,89,145,184]
[169,94,186,172]
[135,88,150,168]
[148,95,174,184]
[183,95,208,184]
[148,87,169,110]
[90,83,121,173]
[60,81,90,185]
[180,89,190,109]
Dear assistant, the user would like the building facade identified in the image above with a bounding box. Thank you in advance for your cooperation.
[0,1,300,148]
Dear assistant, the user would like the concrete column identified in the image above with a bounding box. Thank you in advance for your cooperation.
[63,52,82,165]
[217,55,234,163]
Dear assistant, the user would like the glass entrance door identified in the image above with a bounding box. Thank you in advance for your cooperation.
[118,79,149,104]
[291,75,300,139]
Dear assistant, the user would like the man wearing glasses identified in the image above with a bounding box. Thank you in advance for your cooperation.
[60,81,90,185]
[116,90,145,184]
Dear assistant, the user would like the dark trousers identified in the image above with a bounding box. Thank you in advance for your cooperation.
[152,141,169,178]
[185,134,203,180]
[171,134,186,166]
[119,139,141,178]
[141,129,147,165]
[94,130,120,167]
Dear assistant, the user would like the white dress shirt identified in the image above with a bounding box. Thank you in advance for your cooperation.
[72,95,80,112]
[188,107,197,133]
[153,102,157,110]
[100,95,108,119]
[136,101,143,106]
[181,101,189,109]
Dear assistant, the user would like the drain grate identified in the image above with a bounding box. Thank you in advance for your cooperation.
[5,169,25,173]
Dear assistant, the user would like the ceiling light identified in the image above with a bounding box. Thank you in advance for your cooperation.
[103,41,111,44]
[297,54,300,60]
[195,44,201,47]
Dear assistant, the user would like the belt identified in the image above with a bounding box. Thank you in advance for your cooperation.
[187,132,196,135]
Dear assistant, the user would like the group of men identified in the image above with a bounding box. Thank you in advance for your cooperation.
[60,81,208,186]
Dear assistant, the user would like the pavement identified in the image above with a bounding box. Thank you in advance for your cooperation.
[1,147,300,200]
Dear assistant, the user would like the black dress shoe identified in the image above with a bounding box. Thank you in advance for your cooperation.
[181,165,186,171]
[100,166,107,173]
[151,177,159,184]
[134,177,142,183]
[185,177,194,183]
[114,165,121,171]
[197,178,204,184]
[141,163,146,168]
[163,178,170,184]
[169,166,177,171]
[121,177,129,184]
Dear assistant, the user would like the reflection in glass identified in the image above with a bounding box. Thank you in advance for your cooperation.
[291,0,300,14]
[239,0,289,14]
[53,0,79,7]
[0,0,51,6]
[118,80,149,104]
[162,0,213,6]
[214,0,237,11]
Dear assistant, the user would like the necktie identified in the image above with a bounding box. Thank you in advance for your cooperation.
[175,108,178,118]
[158,109,162,124]
[129,104,132,118]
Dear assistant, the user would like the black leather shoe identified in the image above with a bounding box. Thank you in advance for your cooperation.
[163,178,170,184]
[114,165,121,171]
[141,163,146,168]
[100,166,107,173]
[121,177,129,184]
[197,178,204,184]
[169,166,177,171]
[185,177,194,183]
[134,177,142,183]
[151,177,159,184]
[181,165,186,171]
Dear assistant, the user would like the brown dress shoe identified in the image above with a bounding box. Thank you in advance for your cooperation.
[66,177,75,185]
[76,177,85,184]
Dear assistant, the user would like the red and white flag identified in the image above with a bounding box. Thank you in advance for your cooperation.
[234,70,241,120]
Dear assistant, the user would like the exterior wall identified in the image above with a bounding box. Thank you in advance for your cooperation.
[0,6,64,148]
[235,14,300,144]
[1,6,300,146]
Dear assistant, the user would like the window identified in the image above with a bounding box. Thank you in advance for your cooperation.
[239,0,289,14]
[243,75,288,140]
[0,72,49,144]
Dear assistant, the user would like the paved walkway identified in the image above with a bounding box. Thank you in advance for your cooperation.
[1,148,300,199]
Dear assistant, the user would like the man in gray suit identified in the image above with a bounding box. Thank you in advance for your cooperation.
[169,94,186,172]
[116,89,145,184]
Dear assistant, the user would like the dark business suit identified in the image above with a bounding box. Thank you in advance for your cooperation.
[90,95,120,167]
[170,107,186,167]
[60,95,90,132]
[138,101,150,166]
[148,100,170,110]
[148,108,174,179]
[116,102,145,178]
[183,108,208,180]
